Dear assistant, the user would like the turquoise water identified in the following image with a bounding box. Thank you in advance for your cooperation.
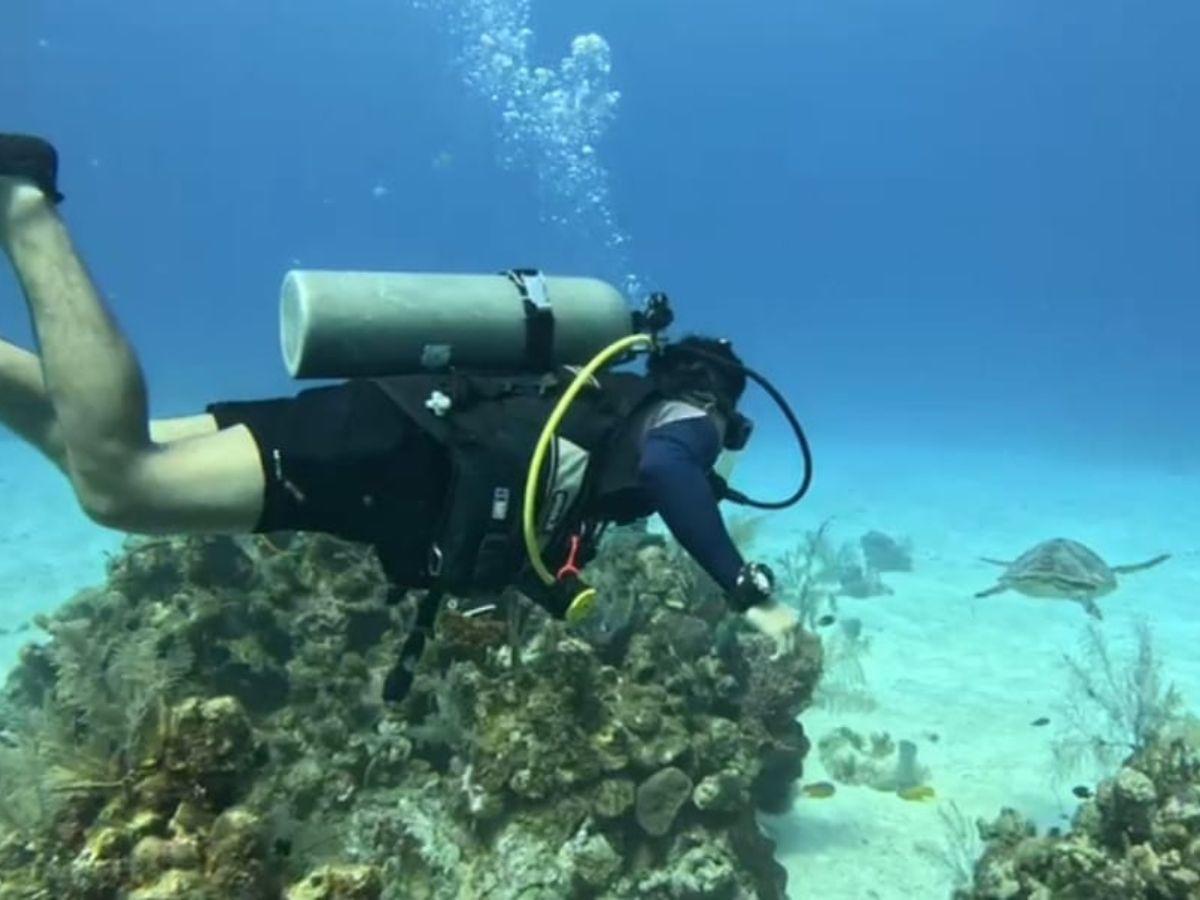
[3,1,1198,897]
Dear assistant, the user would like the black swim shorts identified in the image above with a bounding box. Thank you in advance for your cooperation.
[206,379,450,582]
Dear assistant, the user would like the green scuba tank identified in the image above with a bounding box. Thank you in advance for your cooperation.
[280,268,637,378]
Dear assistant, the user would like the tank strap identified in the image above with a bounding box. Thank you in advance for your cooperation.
[504,268,555,370]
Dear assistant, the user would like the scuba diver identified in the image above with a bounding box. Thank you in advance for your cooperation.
[0,134,810,699]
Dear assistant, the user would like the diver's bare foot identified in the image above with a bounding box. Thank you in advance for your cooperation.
[0,179,52,241]
[0,135,63,236]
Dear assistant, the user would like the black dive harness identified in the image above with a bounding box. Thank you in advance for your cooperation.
[375,368,659,595]
[376,368,659,703]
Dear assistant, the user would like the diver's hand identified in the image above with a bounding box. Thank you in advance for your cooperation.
[743,600,800,658]
[730,562,799,657]
[729,561,775,611]
[724,564,772,614]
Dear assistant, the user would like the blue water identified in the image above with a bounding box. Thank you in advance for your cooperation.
[6,0,1197,461]
[3,1,1199,896]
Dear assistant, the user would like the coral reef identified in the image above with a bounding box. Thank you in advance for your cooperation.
[0,527,822,899]
[914,801,983,892]
[770,522,909,624]
[817,726,930,794]
[833,542,894,600]
[961,725,1200,899]
[1052,619,1186,780]
[771,520,840,629]
[860,531,913,574]
[813,617,876,713]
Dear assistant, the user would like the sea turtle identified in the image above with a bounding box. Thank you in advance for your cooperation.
[973,538,1170,619]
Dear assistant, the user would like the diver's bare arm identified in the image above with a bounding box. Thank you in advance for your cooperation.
[0,181,262,533]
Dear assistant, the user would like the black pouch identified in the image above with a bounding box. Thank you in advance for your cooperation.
[428,440,526,592]
[372,368,631,597]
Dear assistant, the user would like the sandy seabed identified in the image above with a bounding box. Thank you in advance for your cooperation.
[752,440,1200,899]
[1,433,1196,900]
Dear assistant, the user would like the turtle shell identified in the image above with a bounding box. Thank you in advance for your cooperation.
[999,538,1117,600]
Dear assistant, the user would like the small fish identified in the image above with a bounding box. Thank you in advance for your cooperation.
[897,785,936,802]
[1072,785,1093,800]
[800,781,836,799]
[816,615,836,627]
[1030,717,1050,727]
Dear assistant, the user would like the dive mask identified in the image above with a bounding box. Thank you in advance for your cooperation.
[723,410,754,451]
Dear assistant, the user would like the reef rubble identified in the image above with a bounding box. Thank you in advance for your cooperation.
[0,527,821,899]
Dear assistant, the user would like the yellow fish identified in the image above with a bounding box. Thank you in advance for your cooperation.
[897,785,936,802]
[800,781,837,799]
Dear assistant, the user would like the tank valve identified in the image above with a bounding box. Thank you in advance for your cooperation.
[638,291,675,336]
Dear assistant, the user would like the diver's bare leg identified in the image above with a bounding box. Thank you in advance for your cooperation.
[0,183,150,469]
[0,337,66,468]
[0,337,222,470]
[0,180,263,532]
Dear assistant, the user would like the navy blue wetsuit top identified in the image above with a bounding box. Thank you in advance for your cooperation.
[637,413,744,592]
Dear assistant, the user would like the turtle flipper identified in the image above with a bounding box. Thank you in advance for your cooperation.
[978,557,1013,567]
[973,584,1008,599]
[1081,598,1103,620]
[1110,554,1171,576]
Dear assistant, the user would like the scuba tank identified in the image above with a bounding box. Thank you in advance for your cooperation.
[280,268,637,378]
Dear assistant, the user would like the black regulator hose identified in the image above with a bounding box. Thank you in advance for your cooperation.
[671,345,814,510]
[721,361,813,510]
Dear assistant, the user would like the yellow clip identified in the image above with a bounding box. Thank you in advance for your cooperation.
[565,587,599,625]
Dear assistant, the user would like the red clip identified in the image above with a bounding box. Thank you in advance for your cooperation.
[556,533,584,581]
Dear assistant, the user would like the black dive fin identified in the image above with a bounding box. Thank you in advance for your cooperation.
[0,134,64,204]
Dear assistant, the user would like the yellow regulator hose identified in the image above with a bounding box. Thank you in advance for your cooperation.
[522,333,653,619]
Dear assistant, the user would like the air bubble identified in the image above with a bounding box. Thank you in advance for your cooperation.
[414,0,644,296]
